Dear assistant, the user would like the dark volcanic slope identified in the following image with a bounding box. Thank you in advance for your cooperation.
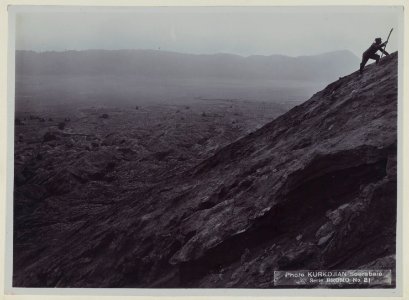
[13,53,397,288]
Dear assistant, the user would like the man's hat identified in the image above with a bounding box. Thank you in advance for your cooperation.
[375,37,382,43]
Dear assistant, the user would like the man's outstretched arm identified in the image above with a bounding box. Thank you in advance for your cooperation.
[380,42,389,55]
[377,42,389,55]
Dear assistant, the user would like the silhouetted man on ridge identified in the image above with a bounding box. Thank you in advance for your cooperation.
[359,37,389,74]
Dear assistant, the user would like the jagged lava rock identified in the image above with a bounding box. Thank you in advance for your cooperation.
[13,52,397,288]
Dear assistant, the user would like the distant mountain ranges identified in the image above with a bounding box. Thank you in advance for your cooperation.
[16,49,360,82]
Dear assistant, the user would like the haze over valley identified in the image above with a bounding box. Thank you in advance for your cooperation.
[15,49,359,111]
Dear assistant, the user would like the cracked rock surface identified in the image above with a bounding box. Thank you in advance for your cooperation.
[13,53,397,288]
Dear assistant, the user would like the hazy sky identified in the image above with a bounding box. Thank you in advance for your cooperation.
[14,6,401,57]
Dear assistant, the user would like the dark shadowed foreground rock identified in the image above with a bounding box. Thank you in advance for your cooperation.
[13,53,397,288]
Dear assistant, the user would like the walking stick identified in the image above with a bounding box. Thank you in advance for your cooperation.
[381,28,393,59]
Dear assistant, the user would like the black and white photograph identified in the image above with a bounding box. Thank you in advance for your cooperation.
[2,3,406,297]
